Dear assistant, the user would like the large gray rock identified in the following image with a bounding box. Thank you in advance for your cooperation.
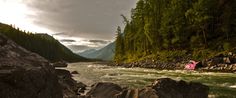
[84,78,209,98]
[152,78,209,98]
[116,88,159,98]
[0,34,62,98]
[86,82,123,98]
[52,61,68,67]
[56,69,87,98]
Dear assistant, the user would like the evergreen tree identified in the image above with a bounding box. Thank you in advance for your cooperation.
[114,26,124,62]
[115,0,236,62]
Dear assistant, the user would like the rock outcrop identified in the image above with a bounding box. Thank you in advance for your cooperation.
[83,78,209,98]
[151,78,209,98]
[201,53,236,72]
[85,82,123,98]
[56,69,87,98]
[0,34,63,98]
[52,61,68,67]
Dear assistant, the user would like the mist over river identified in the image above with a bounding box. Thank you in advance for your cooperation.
[60,62,236,98]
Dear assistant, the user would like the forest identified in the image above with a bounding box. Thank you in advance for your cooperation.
[114,0,236,63]
[0,23,87,62]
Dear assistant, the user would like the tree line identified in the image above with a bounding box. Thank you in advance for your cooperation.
[115,0,236,62]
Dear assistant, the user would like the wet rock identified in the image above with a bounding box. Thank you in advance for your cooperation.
[116,89,139,98]
[56,69,86,98]
[232,64,236,71]
[83,78,209,98]
[77,82,87,94]
[138,88,159,98]
[86,82,123,98]
[116,88,159,98]
[200,52,236,72]
[52,61,68,67]
[71,71,79,74]
[223,57,231,64]
[152,78,209,98]
[0,34,62,98]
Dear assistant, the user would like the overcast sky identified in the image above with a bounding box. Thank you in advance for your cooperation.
[0,0,137,52]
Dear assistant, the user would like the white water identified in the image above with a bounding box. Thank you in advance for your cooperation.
[60,62,236,98]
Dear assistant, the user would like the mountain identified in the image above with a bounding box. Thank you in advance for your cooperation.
[0,23,88,62]
[79,49,97,58]
[79,42,115,61]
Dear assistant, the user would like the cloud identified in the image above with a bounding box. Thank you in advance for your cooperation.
[60,39,76,42]
[52,32,67,36]
[20,0,136,52]
[89,40,111,44]
[57,36,110,52]
[24,0,137,40]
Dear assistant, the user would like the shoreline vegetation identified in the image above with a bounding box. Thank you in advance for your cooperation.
[109,50,236,73]
[113,0,236,71]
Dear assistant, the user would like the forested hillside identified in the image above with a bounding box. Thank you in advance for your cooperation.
[114,0,236,62]
[0,23,88,62]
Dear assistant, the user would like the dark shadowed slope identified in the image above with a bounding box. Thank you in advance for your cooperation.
[0,23,88,62]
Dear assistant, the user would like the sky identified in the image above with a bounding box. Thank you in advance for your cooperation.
[0,0,137,53]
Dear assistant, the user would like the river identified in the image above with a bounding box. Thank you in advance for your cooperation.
[61,62,236,98]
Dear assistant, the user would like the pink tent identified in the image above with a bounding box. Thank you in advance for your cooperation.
[185,60,198,70]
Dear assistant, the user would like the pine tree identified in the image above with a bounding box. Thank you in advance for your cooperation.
[114,26,124,62]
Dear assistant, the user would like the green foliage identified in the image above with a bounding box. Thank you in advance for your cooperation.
[114,26,125,62]
[192,49,218,60]
[223,42,231,50]
[114,0,236,62]
[0,23,88,62]
[155,50,188,62]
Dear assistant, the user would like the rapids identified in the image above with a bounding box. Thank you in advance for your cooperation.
[61,62,236,98]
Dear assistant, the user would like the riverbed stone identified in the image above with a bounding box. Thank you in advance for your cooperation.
[56,69,87,98]
[71,71,79,74]
[52,61,68,67]
[86,82,123,98]
[116,88,159,98]
[83,78,209,98]
[152,78,209,98]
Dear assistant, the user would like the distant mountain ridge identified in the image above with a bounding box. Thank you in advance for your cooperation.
[79,42,115,61]
[0,23,88,62]
[79,49,97,57]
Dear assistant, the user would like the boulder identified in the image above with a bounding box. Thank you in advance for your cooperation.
[116,88,159,98]
[56,69,87,98]
[0,34,62,98]
[201,53,236,72]
[86,82,123,98]
[84,78,209,98]
[52,61,68,67]
[71,71,79,74]
[152,78,209,98]
[138,88,159,98]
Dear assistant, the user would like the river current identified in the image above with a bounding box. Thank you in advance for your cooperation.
[61,62,236,98]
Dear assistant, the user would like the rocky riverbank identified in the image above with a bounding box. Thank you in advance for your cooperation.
[108,53,236,73]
